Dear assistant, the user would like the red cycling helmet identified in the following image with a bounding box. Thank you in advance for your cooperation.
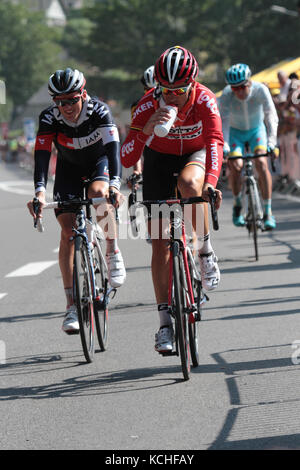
[155,46,199,86]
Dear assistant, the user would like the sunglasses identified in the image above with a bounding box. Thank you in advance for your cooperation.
[160,84,191,96]
[54,95,81,107]
[231,84,248,91]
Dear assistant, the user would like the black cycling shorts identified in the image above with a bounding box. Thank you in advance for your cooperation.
[142,146,205,201]
[53,155,109,217]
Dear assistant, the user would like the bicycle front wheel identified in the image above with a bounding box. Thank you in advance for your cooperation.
[73,237,95,363]
[173,245,190,381]
[247,183,259,261]
[93,235,109,351]
[187,249,201,367]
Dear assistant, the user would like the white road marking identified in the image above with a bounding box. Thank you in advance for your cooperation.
[5,261,58,277]
[0,180,52,197]
[0,180,34,196]
[0,293,7,300]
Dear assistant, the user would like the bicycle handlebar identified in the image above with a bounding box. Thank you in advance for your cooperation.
[227,151,276,172]
[32,196,111,232]
[136,191,219,231]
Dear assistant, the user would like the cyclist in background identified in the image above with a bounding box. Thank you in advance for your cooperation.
[130,66,158,176]
[121,46,223,352]
[131,65,157,119]
[219,63,279,230]
[27,68,126,334]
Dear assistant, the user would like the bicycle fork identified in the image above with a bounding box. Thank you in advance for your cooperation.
[168,242,200,324]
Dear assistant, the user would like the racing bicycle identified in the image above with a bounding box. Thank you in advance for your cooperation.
[227,144,276,261]
[32,185,117,363]
[129,180,219,380]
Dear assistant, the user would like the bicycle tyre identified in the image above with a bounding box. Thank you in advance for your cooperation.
[93,235,109,351]
[187,249,200,367]
[173,245,190,381]
[73,237,95,363]
[248,183,259,261]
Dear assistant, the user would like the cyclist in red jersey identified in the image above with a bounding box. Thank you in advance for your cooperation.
[121,46,224,352]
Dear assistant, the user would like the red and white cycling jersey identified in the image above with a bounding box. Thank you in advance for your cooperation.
[121,82,224,187]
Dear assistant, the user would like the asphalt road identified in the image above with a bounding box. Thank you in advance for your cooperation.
[0,159,300,451]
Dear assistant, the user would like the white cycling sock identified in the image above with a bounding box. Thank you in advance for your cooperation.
[198,233,213,255]
[158,303,172,328]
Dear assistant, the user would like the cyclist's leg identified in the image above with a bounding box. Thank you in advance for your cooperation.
[177,153,220,291]
[228,128,245,226]
[89,159,126,287]
[53,160,84,333]
[143,148,175,351]
[250,125,276,230]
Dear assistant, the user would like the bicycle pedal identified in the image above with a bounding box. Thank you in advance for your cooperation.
[64,329,80,336]
[200,294,209,305]
[107,287,117,299]
[159,350,176,357]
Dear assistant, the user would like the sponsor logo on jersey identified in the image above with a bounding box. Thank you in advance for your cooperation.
[85,129,102,146]
[94,102,109,119]
[41,110,55,125]
[133,101,154,120]
[167,120,203,140]
[210,142,219,171]
[197,91,220,116]
[121,139,135,158]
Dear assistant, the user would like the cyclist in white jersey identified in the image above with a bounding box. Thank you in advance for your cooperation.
[219,63,279,230]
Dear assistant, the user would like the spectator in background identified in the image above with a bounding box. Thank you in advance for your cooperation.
[278,78,300,181]
[275,71,291,105]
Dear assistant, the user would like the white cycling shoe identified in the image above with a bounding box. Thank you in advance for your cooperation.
[106,250,126,288]
[155,325,174,353]
[62,305,79,335]
[199,251,220,291]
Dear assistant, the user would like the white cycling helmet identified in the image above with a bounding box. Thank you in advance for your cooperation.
[141,65,157,89]
[48,67,86,97]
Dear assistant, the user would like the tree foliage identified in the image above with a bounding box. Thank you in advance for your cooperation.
[0,1,61,114]
[62,0,300,106]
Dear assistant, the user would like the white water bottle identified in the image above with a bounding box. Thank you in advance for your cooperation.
[154,105,178,137]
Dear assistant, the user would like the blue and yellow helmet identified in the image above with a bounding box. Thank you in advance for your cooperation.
[225,63,251,86]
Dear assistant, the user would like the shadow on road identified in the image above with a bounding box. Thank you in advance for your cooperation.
[0,351,186,401]
[206,344,300,450]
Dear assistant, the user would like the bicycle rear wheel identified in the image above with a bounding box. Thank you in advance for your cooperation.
[247,183,259,261]
[93,234,109,351]
[73,237,95,363]
[173,244,190,381]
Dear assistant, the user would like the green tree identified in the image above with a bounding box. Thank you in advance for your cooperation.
[63,0,300,104]
[0,1,62,117]
[63,0,217,104]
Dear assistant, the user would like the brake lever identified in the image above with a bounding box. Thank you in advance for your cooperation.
[208,187,219,231]
[32,197,44,232]
[109,190,119,223]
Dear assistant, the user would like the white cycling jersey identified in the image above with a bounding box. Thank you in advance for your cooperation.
[218,81,279,148]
